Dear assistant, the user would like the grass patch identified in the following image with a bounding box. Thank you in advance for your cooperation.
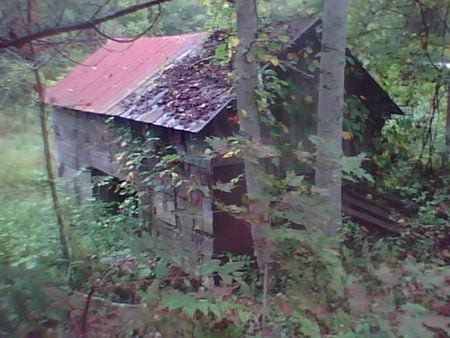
[0,125,47,196]
[0,123,60,268]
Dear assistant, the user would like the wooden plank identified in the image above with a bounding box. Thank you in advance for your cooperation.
[154,221,214,271]
[342,205,401,234]
[183,155,211,171]
[88,150,116,176]
[201,196,213,234]
[154,191,177,226]
[343,186,392,214]
[53,108,76,126]
[54,141,87,169]
[344,182,418,215]
[343,192,393,222]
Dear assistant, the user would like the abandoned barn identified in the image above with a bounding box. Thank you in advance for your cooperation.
[45,17,405,262]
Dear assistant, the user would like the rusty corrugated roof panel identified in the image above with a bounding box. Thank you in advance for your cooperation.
[45,33,208,114]
[117,34,234,133]
[116,19,321,133]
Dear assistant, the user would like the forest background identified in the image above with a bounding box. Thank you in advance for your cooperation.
[0,0,449,337]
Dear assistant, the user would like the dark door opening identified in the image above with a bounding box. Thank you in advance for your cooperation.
[212,163,253,257]
[90,168,135,214]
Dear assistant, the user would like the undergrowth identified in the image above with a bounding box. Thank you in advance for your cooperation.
[0,125,60,268]
[1,122,449,337]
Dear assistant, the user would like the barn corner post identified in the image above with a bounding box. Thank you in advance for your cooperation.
[315,0,348,237]
[137,150,155,236]
[234,0,274,300]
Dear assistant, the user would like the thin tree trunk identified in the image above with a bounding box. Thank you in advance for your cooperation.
[26,0,70,265]
[444,81,450,163]
[32,65,71,264]
[234,0,274,271]
[315,0,348,236]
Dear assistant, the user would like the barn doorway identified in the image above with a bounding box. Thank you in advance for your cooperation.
[90,168,134,214]
[212,163,253,257]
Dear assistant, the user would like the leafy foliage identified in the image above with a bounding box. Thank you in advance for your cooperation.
[1,0,450,337]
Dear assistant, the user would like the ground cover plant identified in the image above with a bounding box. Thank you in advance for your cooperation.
[0,0,449,337]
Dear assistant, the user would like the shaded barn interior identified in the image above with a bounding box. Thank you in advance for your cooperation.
[46,17,406,262]
[91,169,126,205]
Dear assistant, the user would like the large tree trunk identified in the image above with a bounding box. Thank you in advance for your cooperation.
[234,0,273,271]
[315,0,348,236]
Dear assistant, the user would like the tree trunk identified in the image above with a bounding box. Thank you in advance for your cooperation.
[234,0,274,271]
[444,81,450,163]
[315,0,348,236]
[26,0,70,265]
[32,66,71,264]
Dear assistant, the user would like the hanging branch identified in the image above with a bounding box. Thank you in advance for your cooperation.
[409,0,449,177]
[91,4,162,43]
[413,80,444,177]
[0,0,173,49]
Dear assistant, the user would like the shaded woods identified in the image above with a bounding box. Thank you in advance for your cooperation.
[0,0,449,337]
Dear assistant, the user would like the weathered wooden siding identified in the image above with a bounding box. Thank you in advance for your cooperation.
[53,108,121,179]
[52,108,216,261]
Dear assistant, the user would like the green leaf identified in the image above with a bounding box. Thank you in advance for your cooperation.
[45,308,68,323]
[401,303,429,315]
[237,309,252,323]
[214,43,227,62]
[183,302,197,318]
[213,181,236,193]
[196,300,209,316]
[199,259,222,275]
[208,303,222,319]
[137,267,152,279]
[297,315,321,337]
[194,326,208,338]
[284,171,305,188]
[342,153,374,183]
[218,261,246,276]
[160,291,189,310]
[154,261,167,280]
[144,280,160,305]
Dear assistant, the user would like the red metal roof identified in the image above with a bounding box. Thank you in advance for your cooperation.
[45,33,207,114]
[45,18,329,133]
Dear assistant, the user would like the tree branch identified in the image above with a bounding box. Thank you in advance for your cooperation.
[0,0,172,49]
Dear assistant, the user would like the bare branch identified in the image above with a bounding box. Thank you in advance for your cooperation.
[0,0,173,49]
[91,3,161,43]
